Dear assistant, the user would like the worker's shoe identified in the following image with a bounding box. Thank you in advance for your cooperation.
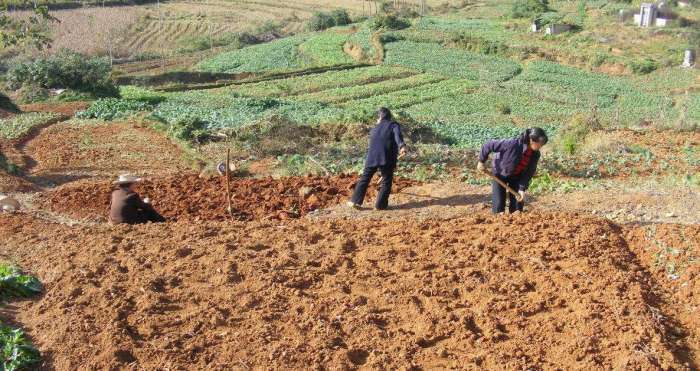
[346,201,361,210]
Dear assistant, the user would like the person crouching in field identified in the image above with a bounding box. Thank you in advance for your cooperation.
[347,107,407,211]
[477,127,548,214]
[109,175,166,224]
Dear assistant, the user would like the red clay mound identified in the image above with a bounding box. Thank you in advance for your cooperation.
[40,174,419,221]
[0,212,689,369]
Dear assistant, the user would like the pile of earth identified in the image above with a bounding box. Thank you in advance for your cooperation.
[0,212,690,369]
[39,174,419,221]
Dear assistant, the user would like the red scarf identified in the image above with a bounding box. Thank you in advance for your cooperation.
[513,148,533,176]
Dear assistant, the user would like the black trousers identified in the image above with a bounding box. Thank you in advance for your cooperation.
[492,175,524,214]
[351,165,394,210]
[135,205,166,224]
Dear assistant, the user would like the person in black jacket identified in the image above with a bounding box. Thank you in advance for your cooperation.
[478,127,548,214]
[347,107,407,210]
[109,175,166,224]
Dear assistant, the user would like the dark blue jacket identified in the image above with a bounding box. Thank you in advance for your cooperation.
[365,119,405,168]
[479,130,540,191]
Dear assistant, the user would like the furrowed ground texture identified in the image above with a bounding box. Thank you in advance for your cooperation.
[0,212,690,369]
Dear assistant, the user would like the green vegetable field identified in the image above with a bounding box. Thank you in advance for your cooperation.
[0,112,60,140]
[77,16,698,149]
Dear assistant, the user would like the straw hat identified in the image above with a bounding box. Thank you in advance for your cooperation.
[113,174,143,185]
[0,195,21,212]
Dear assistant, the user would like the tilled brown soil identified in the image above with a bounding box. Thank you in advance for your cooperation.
[0,212,693,370]
[25,121,190,176]
[39,174,418,221]
[625,224,700,365]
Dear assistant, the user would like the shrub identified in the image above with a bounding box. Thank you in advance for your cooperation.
[7,49,117,98]
[534,12,564,28]
[16,84,48,104]
[449,33,509,56]
[370,14,411,31]
[496,102,512,115]
[590,53,608,67]
[628,58,659,75]
[555,114,592,155]
[307,11,336,31]
[511,0,550,18]
[167,117,208,143]
[330,9,352,26]
[254,20,282,36]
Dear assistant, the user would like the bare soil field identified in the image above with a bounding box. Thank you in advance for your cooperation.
[1,211,696,370]
[24,121,190,178]
[0,103,698,369]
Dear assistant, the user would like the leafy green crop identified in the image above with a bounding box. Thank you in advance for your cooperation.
[298,31,355,66]
[512,61,675,125]
[384,41,522,82]
[0,325,41,371]
[75,98,153,120]
[346,23,376,59]
[0,265,42,301]
[294,73,446,104]
[232,66,415,98]
[196,35,313,73]
[0,265,41,371]
[0,112,59,140]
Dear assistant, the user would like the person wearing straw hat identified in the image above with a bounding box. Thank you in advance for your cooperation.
[109,175,166,225]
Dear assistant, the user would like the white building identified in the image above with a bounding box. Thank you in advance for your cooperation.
[682,49,696,68]
[634,3,671,27]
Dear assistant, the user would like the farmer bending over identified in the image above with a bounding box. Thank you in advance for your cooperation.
[347,107,407,210]
[109,175,166,224]
[478,127,548,214]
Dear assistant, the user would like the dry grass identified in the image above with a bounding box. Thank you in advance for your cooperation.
[6,0,466,58]
[9,6,142,57]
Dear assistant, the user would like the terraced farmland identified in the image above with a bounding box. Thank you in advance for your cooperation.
[69,7,699,149]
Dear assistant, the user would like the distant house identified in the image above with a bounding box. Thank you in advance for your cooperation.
[634,2,673,27]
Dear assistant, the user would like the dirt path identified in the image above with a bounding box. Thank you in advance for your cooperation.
[313,180,700,225]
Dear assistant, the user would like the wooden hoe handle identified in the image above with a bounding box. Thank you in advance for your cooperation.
[482,169,524,203]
